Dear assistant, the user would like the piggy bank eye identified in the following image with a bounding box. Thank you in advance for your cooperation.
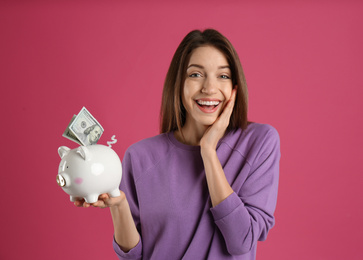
[59,161,67,172]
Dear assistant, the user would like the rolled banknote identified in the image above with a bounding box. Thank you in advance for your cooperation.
[62,107,104,145]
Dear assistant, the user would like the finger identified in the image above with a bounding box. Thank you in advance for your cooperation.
[93,194,112,208]
[219,89,237,122]
[91,200,103,208]
[99,193,112,206]
[100,193,110,200]
[74,199,85,207]
[227,88,237,110]
[83,202,91,208]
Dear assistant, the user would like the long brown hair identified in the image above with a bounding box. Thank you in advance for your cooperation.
[160,29,248,134]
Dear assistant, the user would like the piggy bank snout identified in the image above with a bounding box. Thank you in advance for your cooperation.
[56,174,70,187]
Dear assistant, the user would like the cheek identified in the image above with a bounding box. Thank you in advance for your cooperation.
[182,82,195,109]
[220,85,233,100]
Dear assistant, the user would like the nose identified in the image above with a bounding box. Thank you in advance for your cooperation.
[201,77,217,95]
[56,175,66,187]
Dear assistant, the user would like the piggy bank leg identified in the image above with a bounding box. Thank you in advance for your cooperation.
[109,189,121,198]
[70,196,82,202]
[84,194,99,204]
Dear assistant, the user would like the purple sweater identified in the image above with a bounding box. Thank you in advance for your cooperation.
[113,123,280,260]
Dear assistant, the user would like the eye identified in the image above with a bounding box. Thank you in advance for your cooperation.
[220,75,230,79]
[189,73,202,78]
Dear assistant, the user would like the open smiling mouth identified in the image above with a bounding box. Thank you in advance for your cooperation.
[196,100,221,113]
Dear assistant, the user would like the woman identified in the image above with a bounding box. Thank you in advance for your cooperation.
[76,29,280,260]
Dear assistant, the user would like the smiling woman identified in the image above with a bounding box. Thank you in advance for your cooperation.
[161,29,249,136]
[76,29,281,260]
[181,45,234,142]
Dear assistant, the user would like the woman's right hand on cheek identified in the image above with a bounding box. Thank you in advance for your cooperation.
[74,190,126,209]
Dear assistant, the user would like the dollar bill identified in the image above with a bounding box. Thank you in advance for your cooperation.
[62,115,83,145]
[62,107,104,145]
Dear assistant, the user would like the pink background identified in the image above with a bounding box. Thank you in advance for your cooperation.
[1,1,362,259]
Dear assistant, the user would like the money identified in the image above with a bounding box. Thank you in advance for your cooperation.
[62,115,82,145]
[62,107,104,145]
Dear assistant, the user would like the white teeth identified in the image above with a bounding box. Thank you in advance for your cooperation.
[197,100,220,106]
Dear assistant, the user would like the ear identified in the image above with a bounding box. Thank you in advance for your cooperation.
[58,146,71,159]
[76,146,90,161]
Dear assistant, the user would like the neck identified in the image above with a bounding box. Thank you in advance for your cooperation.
[175,121,208,146]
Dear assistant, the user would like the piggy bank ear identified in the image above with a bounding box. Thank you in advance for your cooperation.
[58,146,71,159]
[76,146,90,161]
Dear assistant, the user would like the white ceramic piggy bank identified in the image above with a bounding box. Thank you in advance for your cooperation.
[57,145,122,203]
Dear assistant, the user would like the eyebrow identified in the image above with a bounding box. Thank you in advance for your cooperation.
[187,64,230,70]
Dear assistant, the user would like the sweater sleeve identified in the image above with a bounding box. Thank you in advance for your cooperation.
[210,127,280,255]
[112,148,143,260]
[113,238,142,260]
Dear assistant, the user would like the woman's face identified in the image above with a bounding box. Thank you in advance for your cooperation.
[182,45,233,130]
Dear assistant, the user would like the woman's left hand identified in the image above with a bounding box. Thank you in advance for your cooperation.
[200,87,237,152]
